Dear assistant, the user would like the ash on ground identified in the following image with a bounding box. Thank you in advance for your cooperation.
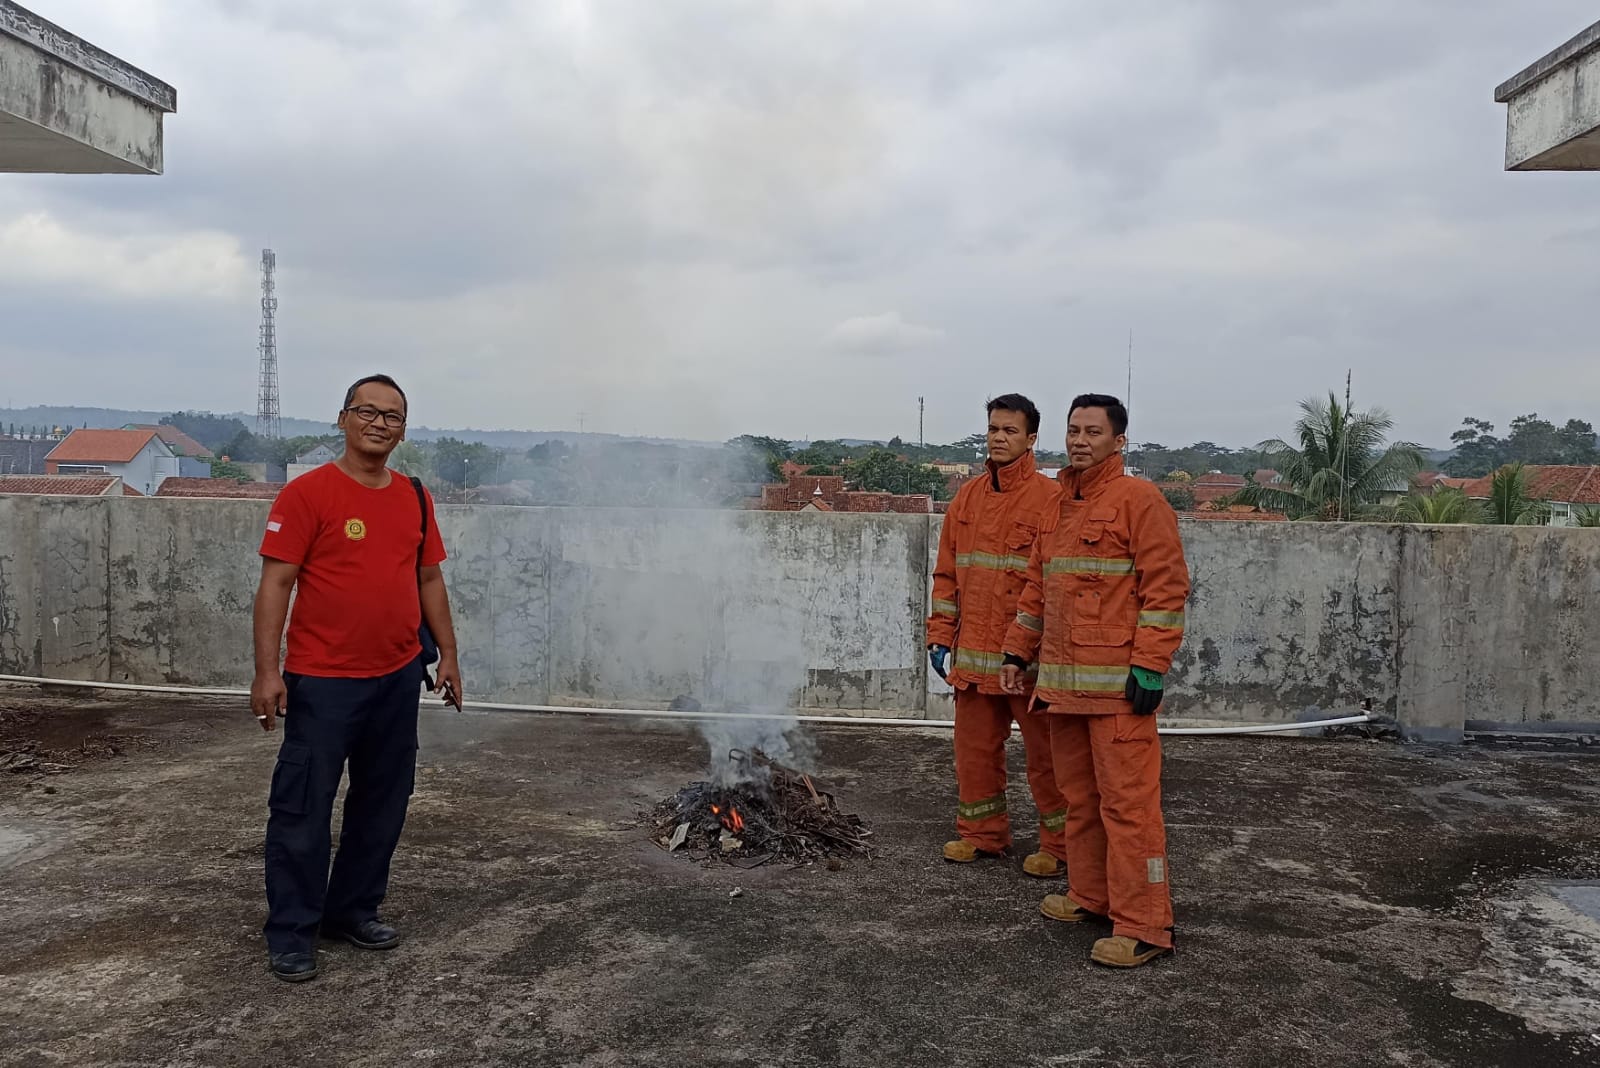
[649,749,873,867]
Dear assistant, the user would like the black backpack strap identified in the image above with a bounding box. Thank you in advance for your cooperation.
[409,476,428,569]
[409,476,440,685]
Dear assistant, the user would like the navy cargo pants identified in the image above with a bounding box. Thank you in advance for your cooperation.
[263,658,425,955]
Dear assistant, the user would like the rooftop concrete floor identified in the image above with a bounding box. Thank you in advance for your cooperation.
[2,684,1599,1067]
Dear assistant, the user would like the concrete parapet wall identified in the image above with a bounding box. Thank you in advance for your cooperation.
[1,497,1596,734]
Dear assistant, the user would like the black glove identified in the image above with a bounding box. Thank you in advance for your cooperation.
[1125,666,1164,716]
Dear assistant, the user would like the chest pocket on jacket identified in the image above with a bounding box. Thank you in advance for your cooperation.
[1005,523,1037,571]
[1079,506,1124,555]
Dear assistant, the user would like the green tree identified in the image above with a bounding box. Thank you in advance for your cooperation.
[1485,462,1550,525]
[1443,417,1504,477]
[1235,393,1425,520]
[1506,414,1563,465]
[1557,419,1599,465]
[1574,506,1600,527]
[432,437,495,488]
[162,411,249,452]
[726,435,791,481]
[1161,485,1196,512]
[207,458,256,481]
[844,449,948,498]
[793,439,853,467]
[389,441,429,478]
[1393,486,1483,524]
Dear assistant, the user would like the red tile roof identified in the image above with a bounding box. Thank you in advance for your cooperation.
[1459,465,1600,505]
[0,475,121,496]
[46,429,164,464]
[126,424,214,459]
[154,477,283,500]
[1194,472,1248,487]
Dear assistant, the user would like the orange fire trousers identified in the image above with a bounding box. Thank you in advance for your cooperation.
[953,690,1068,860]
[1047,712,1174,948]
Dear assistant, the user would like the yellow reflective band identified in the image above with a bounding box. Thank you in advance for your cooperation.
[932,599,959,617]
[1138,610,1185,628]
[1040,809,1067,833]
[953,648,1006,673]
[1044,557,1135,576]
[956,551,1031,572]
[959,794,1008,820]
[1037,663,1130,692]
[1015,611,1043,633]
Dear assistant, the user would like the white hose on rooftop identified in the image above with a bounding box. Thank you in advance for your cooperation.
[0,673,1373,736]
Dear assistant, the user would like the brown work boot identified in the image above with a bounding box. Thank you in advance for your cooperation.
[1022,852,1064,878]
[1040,894,1106,923]
[1090,935,1170,968]
[943,839,1005,863]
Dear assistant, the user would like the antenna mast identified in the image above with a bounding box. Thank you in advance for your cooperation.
[256,249,281,439]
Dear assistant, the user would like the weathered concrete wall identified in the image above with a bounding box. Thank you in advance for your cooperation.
[1397,526,1600,733]
[2,498,1598,734]
[1166,522,1403,722]
[1496,19,1600,171]
[0,3,175,175]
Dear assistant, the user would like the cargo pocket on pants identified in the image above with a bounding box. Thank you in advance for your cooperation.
[268,742,312,816]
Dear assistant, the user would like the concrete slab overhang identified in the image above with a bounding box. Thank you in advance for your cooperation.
[1495,18,1600,171]
[0,1,176,175]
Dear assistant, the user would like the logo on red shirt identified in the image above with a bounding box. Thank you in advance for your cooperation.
[344,518,367,541]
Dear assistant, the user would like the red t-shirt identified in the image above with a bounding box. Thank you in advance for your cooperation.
[259,464,447,678]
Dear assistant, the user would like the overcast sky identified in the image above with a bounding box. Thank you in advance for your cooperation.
[2,1,1596,448]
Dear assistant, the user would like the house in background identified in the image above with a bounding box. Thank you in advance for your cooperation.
[0,438,55,476]
[1460,465,1600,527]
[45,429,178,496]
[123,424,214,477]
[287,441,340,482]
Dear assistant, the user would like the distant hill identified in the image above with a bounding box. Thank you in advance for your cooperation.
[0,406,720,450]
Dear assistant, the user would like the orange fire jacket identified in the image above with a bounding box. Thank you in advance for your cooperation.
[927,451,1061,694]
[1002,452,1190,713]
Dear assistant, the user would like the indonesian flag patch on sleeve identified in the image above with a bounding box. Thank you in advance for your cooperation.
[266,515,284,533]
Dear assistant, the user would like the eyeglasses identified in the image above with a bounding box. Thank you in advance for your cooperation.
[344,405,406,428]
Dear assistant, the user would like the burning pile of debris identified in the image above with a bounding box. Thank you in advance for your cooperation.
[651,749,873,866]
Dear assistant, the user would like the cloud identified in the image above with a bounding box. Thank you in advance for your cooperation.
[2,0,1599,448]
[825,312,946,355]
[0,212,254,302]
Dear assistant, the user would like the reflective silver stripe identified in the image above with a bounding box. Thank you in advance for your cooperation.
[932,599,959,617]
[1137,610,1185,628]
[1044,556,1135,576]
[1037,663,1129,692]
[956,551,1031,572]
[1015,611,1043,633]
[953,648,1006,673]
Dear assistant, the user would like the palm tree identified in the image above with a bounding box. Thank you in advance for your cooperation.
[1394,485,1483,524]
[1485,462,1551,525]
[1575,506,1600,527]
[1234,393,1425,520]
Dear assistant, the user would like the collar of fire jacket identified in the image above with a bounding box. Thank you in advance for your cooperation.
[1058,450,1123,500]
[986,450,1038,493]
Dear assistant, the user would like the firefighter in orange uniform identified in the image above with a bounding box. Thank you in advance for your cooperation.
[1001,394,1189,967]
[927,394,1069,877]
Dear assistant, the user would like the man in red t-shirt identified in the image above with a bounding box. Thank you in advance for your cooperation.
[251,374,462,983]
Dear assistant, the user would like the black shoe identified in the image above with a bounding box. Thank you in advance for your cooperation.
[269,951,319,982]
[323,918,401,950]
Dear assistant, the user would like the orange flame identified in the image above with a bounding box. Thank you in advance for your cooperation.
[711,802,745,832]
